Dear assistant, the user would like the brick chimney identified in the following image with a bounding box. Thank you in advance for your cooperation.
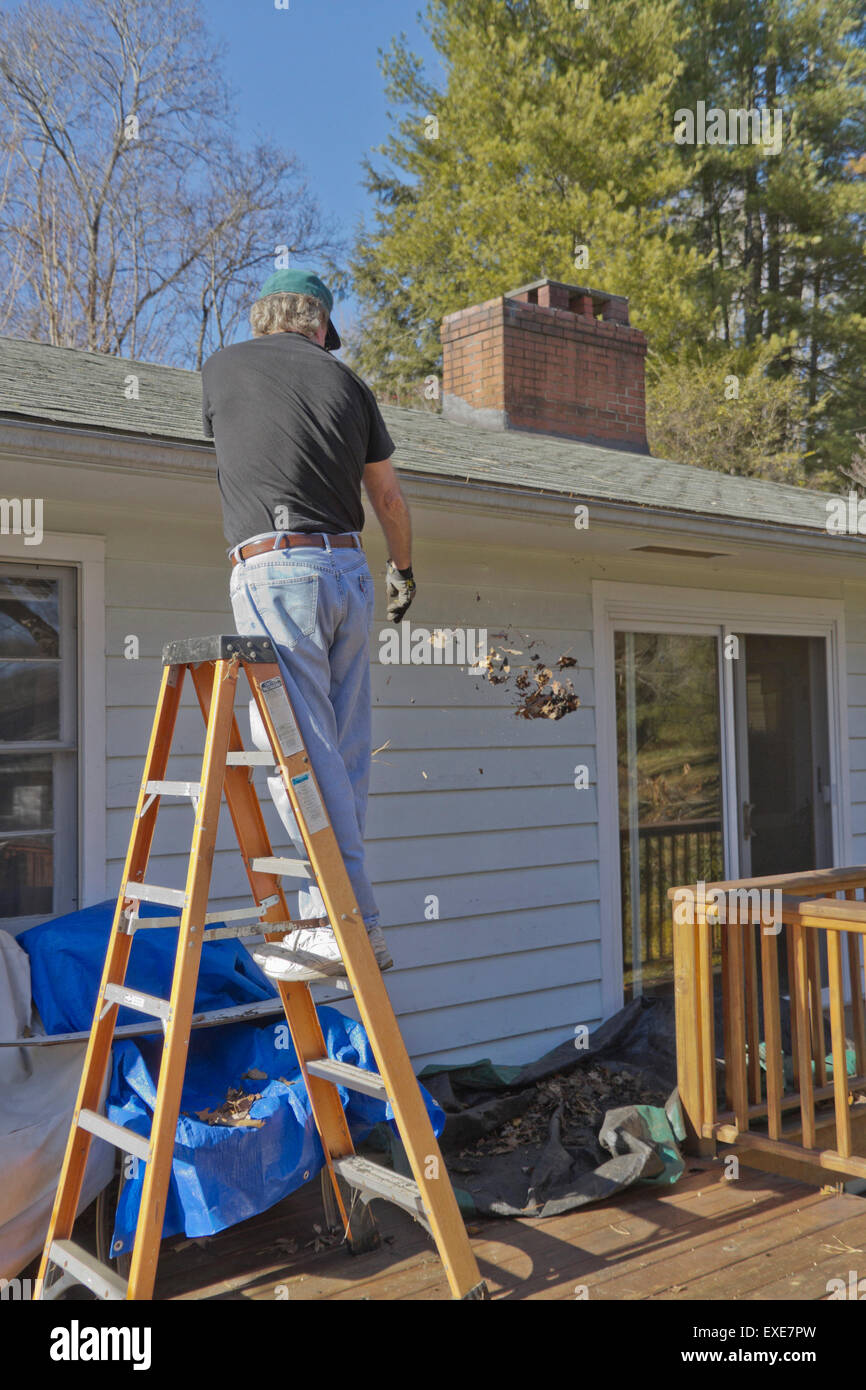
[440,279,648,453]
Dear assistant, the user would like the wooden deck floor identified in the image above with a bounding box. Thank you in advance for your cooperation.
[149,1160,866,1301]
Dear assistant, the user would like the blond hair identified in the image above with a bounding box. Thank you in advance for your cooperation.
[249,291,328,339]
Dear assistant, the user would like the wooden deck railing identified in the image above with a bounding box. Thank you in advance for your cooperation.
[621,817,723,969]
[670,865,866,1181]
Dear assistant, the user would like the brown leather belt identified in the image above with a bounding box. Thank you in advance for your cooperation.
[230,533,362,566]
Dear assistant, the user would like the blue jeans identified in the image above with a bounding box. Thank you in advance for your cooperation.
[227,532,379,929]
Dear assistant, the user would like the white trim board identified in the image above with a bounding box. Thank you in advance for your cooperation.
[592,580,851,1019]
[0,531,107,914]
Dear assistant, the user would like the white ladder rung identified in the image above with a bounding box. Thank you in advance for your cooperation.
[251,855,313,880]
[144,780,201,797]
[48,1240,128,1301]
[306,1057,388,1099]
[124,882,187,909]
[332,1155,427,1223]
[139,780,201,817]
[226,751,275,766]
[103,983,171,1021]
[77,1108,151,1164]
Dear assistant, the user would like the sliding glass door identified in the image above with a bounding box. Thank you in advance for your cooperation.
[614,628,833,999]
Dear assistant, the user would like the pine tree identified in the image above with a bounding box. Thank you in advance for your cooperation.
[352,0,866,485]
[350,0,705,397]
[666,0,866,476]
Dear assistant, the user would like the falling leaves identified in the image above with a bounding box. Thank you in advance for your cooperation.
[474,630,580,719]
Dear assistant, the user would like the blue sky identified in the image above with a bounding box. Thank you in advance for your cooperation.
[205,0,443,329]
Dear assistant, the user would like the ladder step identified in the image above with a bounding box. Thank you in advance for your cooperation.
[306,1057,388,1099]
[332,1155,427,1223]
[139,780,202,818]
[123,878,186,911]
[144,780,201,797]
[77,1108,151,1164]
[162,633,276,665]
[251,855,313,880]
[226,751,276,766]
[48,1240,128,1301]
[124,882,187,908]
[104,983,171,1021]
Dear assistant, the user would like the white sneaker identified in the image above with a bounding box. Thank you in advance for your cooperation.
[252,921,392,982]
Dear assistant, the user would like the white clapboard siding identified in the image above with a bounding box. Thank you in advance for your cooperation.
[312,972,601,1067]
[13,460,866,1067]
[96,511,598,1066]
[387,942,601,1012]
[90,495,866,1068]
[361,983,599,1066]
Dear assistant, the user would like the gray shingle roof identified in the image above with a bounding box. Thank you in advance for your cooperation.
[0,334,837,535]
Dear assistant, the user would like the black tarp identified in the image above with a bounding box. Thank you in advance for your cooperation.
[383,997,689,1219]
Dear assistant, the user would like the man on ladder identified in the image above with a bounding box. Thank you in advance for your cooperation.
[202,269,415,984]
[37,270,488,1303]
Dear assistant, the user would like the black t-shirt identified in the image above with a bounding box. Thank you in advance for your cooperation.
[201,332,395,548]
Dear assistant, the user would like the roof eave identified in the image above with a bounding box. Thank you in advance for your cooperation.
[0,413,858,557]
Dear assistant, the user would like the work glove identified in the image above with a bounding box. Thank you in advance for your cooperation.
[385,559,416,623]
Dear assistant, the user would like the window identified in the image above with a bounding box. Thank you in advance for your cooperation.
[0,563,78,928]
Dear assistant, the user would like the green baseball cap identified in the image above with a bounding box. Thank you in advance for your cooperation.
[256,269,341,350]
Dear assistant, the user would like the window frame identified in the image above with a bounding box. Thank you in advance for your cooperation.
[0,560,77,924]
[0,532,106,934]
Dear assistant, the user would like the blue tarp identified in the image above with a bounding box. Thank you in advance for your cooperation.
[20,900,274,1034]
[20,901,444,1253]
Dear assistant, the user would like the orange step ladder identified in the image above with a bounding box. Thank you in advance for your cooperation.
[35,634,488,1301]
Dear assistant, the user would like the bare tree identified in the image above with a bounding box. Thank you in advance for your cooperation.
[0,0,341,365]
[841,433,866,496]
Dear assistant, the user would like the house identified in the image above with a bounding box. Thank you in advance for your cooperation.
[1,277,863,1069]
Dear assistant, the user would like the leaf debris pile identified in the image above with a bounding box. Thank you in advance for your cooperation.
[196,1086,264,1128]
[305,1222,344,1254]
[457,1063,667,1161]
[475,632,580,720]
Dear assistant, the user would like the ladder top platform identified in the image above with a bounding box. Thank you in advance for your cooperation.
[162,634,278,665]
